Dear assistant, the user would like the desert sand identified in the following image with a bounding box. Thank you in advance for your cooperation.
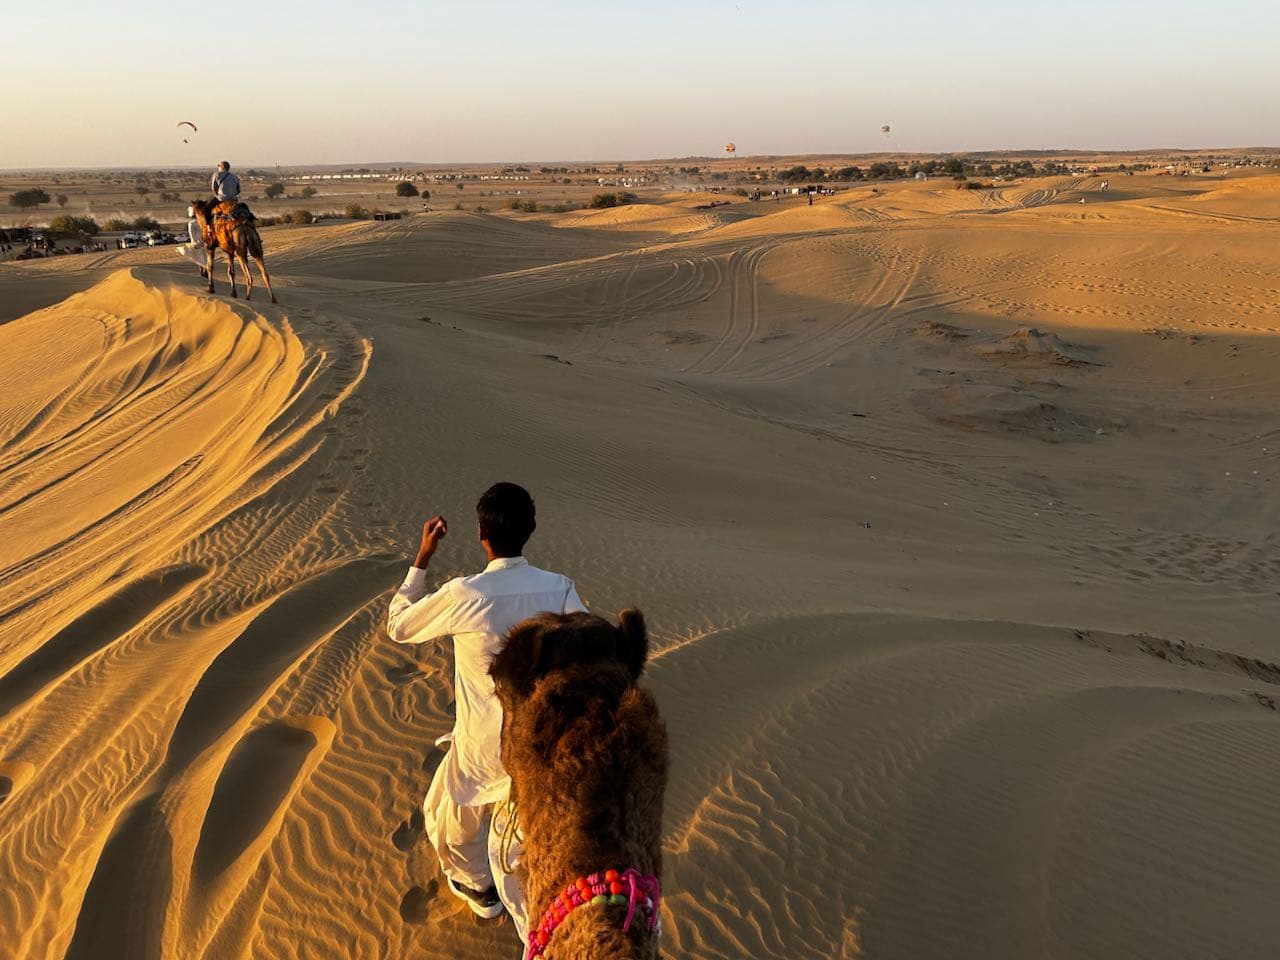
[2,169,1279,960]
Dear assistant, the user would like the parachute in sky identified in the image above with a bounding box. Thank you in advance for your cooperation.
[177,120,198,143]
[881,124,891,136]
[725,142,736,154]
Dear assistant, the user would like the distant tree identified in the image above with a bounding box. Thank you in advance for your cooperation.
[779,165,811,184]
[943,157,965,176]
[455,183,465,191]
[50,215,100,236]
[288,209,315,225]
[419,188,430,201]
[868,162,904,180]
[833,165,863,181]
[588,193,618,209]
[300,186,317,198]
[395,181,419,197]
[9,188,51,209]
[135,186,149,197]
[344,203,366,219]
[264,182,286,200]
[55,194,69,208]
[132,216,161,230]
[104,217,130,231]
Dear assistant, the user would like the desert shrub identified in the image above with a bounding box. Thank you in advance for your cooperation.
[589,193,617,208]
[55,194,68,208]
[395,181,419,197]
[9,188,51,209]
[104,217,130,231]
[454,202,464,210]
[264,182,286,200]
[133,216,161,230]
[614,191,636,205]
[504,198,539,212]
[50,215,100,236]
[288,208,315,224]
[474,205,488,213]
[551,203,569,213]
[257,216,281,227]
[300,186,317,198]
[344,203,366,219]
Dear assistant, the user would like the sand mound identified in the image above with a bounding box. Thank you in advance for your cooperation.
[914,382,1098,439]
[975,327,1099,365]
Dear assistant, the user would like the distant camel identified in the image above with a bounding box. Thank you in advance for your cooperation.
[490,610,667,960]
[190,199,277,303]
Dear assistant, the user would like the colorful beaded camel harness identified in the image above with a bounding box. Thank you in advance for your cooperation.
[524,867,661,959]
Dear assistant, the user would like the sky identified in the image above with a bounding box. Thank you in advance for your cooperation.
[3,0,1278,168]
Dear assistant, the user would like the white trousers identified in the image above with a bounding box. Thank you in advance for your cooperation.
[422,760,494,891]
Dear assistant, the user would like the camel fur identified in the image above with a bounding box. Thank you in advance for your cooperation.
[191,199,277,303]
[491,610,668,959]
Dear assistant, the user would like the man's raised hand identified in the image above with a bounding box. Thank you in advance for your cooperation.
[416,515,448,566]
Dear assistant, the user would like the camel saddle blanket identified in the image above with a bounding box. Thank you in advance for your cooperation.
[214,201,255,224]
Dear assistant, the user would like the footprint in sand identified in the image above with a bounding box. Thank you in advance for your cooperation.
[0,761,35,805]
[399,879,438,924]
[392,807,426,851]
[386,662,427,685]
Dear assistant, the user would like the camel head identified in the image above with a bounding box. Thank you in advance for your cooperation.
[491,610,648,711]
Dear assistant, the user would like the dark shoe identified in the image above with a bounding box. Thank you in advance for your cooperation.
[446,877,503,919]
[199,268,208,278]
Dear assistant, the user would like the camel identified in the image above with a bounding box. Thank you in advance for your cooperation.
[190,200,277,303]
[490,610,668,960]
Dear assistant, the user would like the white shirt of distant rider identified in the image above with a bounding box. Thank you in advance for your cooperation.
[211,170,241,202]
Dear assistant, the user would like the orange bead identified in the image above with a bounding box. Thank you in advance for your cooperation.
[609,881,623,895]
[605,869,619,883]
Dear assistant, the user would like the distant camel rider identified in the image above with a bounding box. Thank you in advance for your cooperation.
[209,161,254,229]
[211,161,241,203]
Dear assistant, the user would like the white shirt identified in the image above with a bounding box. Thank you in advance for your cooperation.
[387,556,586,805]
[187,218,201,245]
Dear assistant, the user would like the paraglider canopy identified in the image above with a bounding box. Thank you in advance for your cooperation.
[178,120,198,144]
[725,142,736,154]
[881,124,891,135]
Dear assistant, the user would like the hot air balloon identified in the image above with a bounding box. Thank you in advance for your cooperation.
[725,142,736,154]
[178,120,198,144]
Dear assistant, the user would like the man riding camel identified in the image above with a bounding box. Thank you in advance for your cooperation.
[202,161,254,246]
[211,160,241,205]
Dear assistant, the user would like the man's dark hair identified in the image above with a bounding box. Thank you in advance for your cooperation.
[477,482,536,556]
[220,161,231,169]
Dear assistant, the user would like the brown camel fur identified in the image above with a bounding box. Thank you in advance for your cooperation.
[190,199,277,303]
[491,610,668,960]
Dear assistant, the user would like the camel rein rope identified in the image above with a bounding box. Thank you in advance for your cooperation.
[498,796,522,876]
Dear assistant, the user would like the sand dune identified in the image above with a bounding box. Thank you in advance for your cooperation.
[2,171,1279,959]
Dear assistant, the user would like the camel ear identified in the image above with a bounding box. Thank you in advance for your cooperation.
[616,609,648,680]
[490,617,548,703]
